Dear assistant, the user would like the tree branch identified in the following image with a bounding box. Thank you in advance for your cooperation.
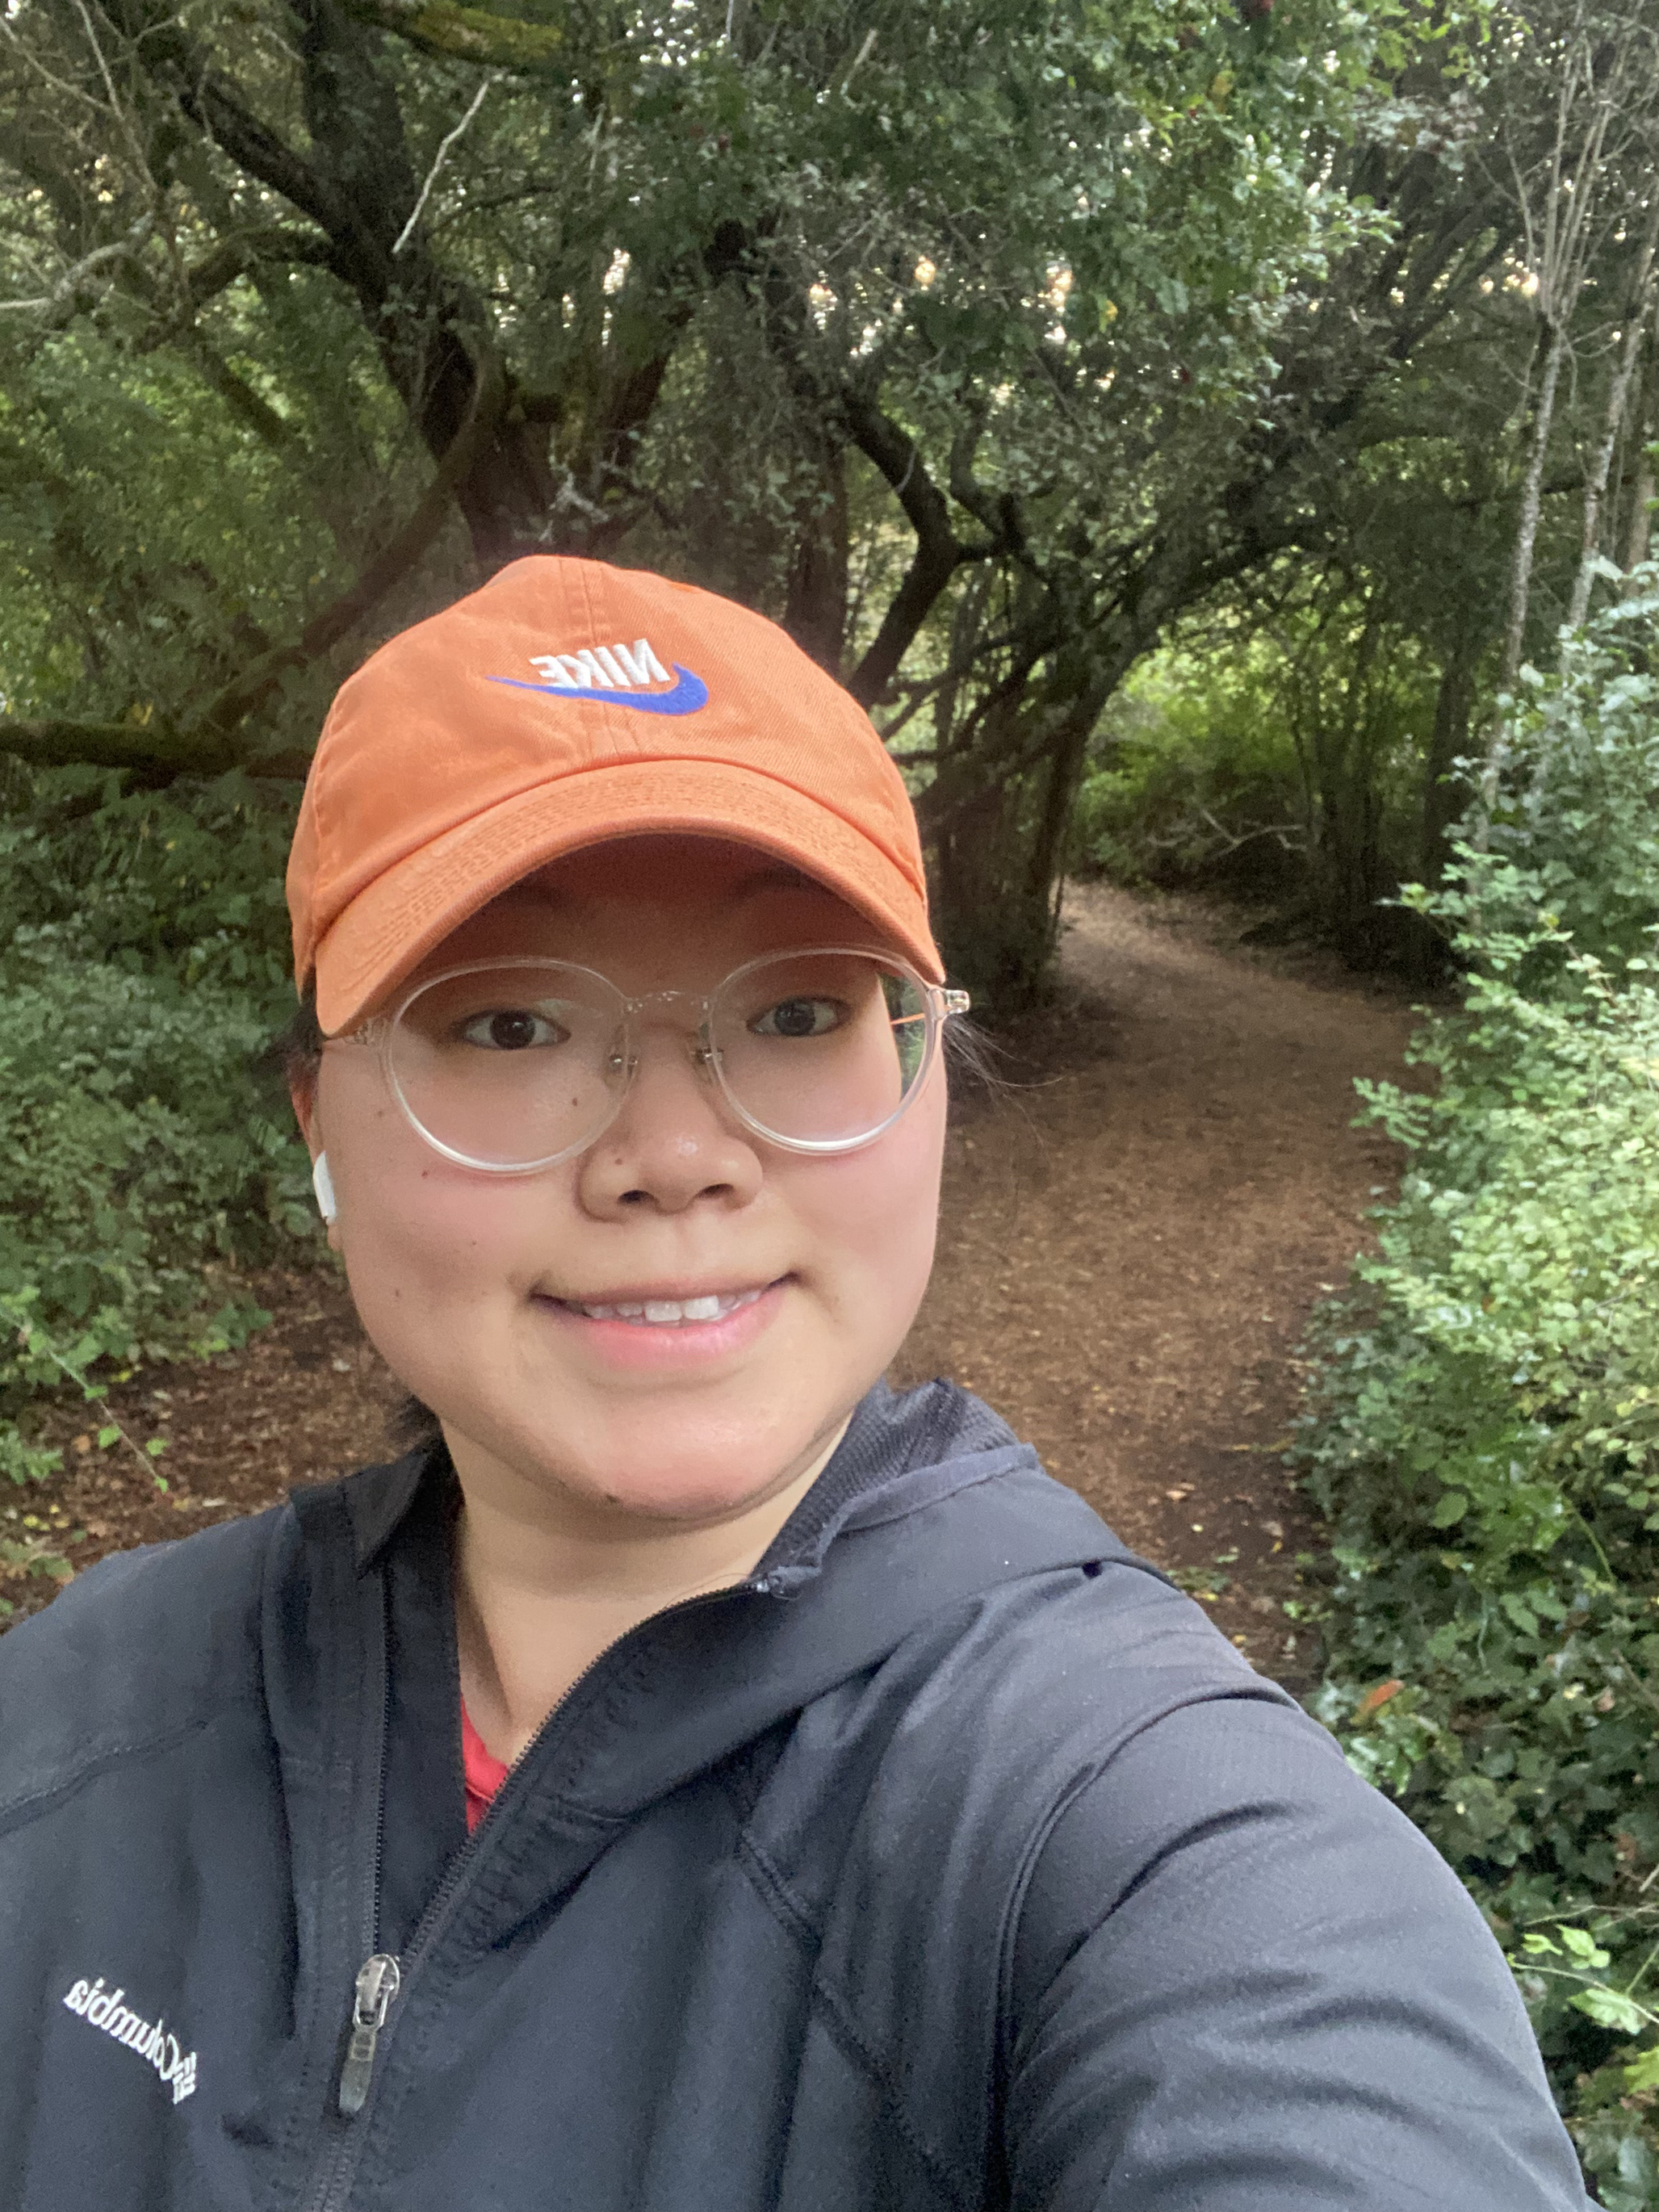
[0,715,308,783]
[842,387,972,706]
[392,73,495,255]
[0,212,154,322]
[2,345,506,785]
[339,0,587,73]
[176,332,306,454]
[194,340,507,734]
[171,226,336,317]
[92,0,352,242]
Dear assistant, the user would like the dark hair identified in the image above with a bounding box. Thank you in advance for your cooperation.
[276,987,325,1100]
[939,1011,1007,1113]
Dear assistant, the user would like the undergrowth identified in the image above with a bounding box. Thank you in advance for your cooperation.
[1294,581,1659,2210]
[0,764,313,1491]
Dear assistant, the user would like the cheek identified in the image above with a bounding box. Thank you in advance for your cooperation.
[317,1058,547,1342]
[794,1073,944,1322]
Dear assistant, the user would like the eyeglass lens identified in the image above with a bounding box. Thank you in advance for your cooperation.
[385,951,934,1169]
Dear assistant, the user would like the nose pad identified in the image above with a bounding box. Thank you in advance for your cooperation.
[600,1021,731,1142]
[612,1012,721,1090]
[578,1013,763,1215]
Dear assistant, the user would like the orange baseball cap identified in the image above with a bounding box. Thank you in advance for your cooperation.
[286,556,943,1033]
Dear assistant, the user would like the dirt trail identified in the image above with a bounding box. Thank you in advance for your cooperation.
[894,883,1418,1678]
[4,887,1419,1674]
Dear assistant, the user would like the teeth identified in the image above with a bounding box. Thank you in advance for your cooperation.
[569,1287,766,1326]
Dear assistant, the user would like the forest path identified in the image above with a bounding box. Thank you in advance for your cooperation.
[8,887,1420,1674]
[893,882,1419,1679]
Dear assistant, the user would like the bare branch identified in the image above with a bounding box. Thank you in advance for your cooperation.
[0,213,154,320]
[393,75,496,256]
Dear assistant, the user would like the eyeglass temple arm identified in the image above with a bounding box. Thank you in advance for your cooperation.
[938,988,970,1017]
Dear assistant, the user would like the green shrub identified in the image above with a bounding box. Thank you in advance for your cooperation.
[1295,582,1659,2208]
[1071,644,1310,889]
[1481,590,1659,976]
[0,766,313,1483]
[1298,945,1659,2202]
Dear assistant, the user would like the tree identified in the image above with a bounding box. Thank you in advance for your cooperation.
[0,0,1507,1001]
[1474,0,1659,804]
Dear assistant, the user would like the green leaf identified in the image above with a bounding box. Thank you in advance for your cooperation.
[1571,1987,1649,2036]
[1428,1490,1469,1528]
[1560,1927,1611,1967]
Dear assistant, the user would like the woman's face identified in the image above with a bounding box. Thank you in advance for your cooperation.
[303,836,946,1529]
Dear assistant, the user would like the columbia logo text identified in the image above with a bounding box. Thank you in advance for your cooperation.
[63,1977,198,2105]
[529,639,669,690]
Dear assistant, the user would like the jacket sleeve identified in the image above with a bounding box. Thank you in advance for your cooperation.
[1002,1693,1594,2212]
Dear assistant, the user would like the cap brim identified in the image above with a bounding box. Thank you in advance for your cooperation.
[311,757,943,1033]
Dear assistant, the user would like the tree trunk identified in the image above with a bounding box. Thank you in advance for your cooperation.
[1420,638,1479,885]
[1478,314,1570,820]
[1623,360,1656,575]
[1498,317,1569,699]
[1568,202,1659,626]
[782,444,850,674]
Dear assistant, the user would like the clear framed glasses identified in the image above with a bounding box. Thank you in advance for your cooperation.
[352,948,970,1174]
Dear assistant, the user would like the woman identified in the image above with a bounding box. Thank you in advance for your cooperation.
[0,558,1589,2209]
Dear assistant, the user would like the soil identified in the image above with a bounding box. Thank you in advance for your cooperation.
[1,884,1421,1688]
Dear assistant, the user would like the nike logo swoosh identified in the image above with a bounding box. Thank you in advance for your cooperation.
[488,666,709,716]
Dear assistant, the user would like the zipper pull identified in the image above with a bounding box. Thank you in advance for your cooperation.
[337,1952,401,2119]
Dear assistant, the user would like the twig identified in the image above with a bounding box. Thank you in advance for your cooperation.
[1142,807,1306,857]
[0,1297,170,1490]
[842,27,876,92]
[393,77,495,257]
[0,214,155,317]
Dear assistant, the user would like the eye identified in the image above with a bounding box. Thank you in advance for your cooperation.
[750,995,846,1039]
[456,1008,568,1051]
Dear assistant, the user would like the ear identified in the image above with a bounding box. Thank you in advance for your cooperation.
[288,1085,343,1251]
[310,1153,339,1225]
[289,1078,320,1157]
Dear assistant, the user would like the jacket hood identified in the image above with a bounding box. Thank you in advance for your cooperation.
[311,1379,1147,1839]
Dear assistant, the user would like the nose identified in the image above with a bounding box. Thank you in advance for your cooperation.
[576,1026,764,1217]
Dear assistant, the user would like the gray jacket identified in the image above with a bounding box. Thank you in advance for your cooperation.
[0,1380,1591,2209]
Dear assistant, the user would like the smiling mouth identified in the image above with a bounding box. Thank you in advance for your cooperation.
[552,1285,774,1327]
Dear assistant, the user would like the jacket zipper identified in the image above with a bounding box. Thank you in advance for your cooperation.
[337,1953,401,2118]
[307,1575,772,2204]
[300,1573,396,2212]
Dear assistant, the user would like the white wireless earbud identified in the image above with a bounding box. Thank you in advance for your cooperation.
[311,1151,338,1225]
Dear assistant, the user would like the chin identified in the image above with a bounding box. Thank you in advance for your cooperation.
[553,1459,814,1530]
[522,1405,841,1526]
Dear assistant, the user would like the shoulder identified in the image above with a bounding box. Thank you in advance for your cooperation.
[0,1503,292,1831]
[1001,1656,1589,2209]
[0,1448,431,1834]
[868,1451,1300,1769]
[770,1452,1305,1905]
